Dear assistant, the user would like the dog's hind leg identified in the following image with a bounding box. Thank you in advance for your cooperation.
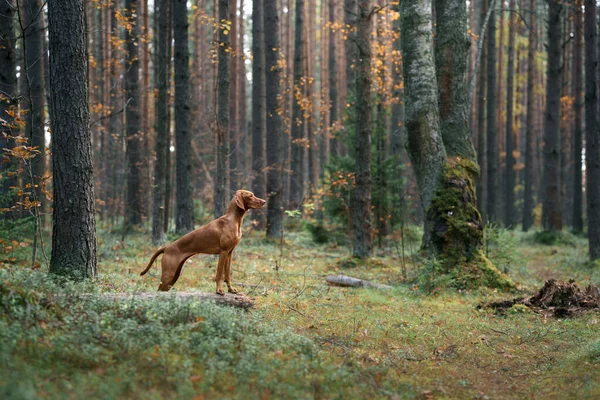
[158,252,180,291]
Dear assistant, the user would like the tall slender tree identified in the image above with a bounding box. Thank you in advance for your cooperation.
[229,0,239,192]
[252,0,267,228]
[290,0,306,209]
[523,0,536,231]
[486,0,497,222]
[152,0,171,244]
[504,0,517,227]
[124,0,143,227]
[215,0,231,218]
[48,0,96,278]
[0,0,17,215]
[265,0,284,237]
[22,0,47,217]
[352,0,373,258]
[329,0,339,156]
[585,0,600,259]
[174,0,195,232]
[572,0,583,233]
[542,0,562,231]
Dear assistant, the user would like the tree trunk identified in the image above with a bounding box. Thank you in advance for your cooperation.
[48,0,97,279]
[0,0,17,217]
[229,0,239,193]
[542,0,562,231]
[403,0,512,290]
[572,0,583,233]
[152,0,171,244]
[485,0,497,222]
[523,0,536,232]
[585,0,600,260]
[174,0,195,233]
[124,0,143,227]
[351,0,373,258]
[329,0,339,157]
[504,0,516,227]
[215,0,231,218]
[265,0,284,238]
[238,0,248,187]
[23,0,47,214]
[289,0,306,210]
[476,0,488,217]
[251,0,267,228]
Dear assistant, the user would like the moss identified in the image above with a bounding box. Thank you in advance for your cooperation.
[425,157,515,290]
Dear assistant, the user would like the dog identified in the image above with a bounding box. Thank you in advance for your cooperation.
[140,190,266,294]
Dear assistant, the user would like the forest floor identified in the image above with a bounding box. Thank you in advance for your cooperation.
[1,219,600,399]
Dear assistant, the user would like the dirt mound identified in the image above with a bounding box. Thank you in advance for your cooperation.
[480,279,600,317]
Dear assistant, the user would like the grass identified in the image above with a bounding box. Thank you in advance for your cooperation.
[1,220,599,399]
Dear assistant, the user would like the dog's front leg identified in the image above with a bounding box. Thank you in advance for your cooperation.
[224,251,239,294]
[215,251,228,295]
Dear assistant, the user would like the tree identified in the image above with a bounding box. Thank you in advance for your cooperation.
[402,0,511,289]
[523,0,537,232]
[48,0,97,279]
[22,0,47,211]
[352,0,373,258]
[265,0,284,238]
[504,0,517,227]
[0,0,17,215]
[542,0,562,231]
[486,0,497,222]
[229,0,239,192]
[329,0,339,156]
[290,0,306,210]
[124,0,143,227]
[174,0,195,233]
[585,0,600,260]
[252,0,267,228]
[152,0,171,244]
[572,0,583,233]
[215,0,231,218]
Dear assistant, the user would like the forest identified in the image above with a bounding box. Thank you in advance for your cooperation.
[1,0,600,398]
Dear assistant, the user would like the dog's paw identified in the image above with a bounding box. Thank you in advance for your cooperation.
[228,286,240,294]
[216,288,225,296]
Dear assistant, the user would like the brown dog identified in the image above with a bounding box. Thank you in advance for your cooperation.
[140,190,266,294]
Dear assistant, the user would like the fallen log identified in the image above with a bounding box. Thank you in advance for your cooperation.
[326,275,393,290]
[90,291,255,309]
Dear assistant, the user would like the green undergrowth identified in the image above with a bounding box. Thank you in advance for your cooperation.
[1,223,599,399]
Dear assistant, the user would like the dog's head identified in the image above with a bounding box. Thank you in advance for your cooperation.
[234,190,267,211]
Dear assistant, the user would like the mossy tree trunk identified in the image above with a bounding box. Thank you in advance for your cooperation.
[523,0,536,232]
[402,0,513,290]
[215,0,230,218]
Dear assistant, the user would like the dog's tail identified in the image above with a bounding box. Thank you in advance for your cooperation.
[140,246,166,276]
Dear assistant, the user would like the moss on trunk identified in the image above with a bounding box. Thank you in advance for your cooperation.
[426,157,514,290]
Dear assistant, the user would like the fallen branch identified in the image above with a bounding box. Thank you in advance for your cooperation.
[90,291,255,309]
[326,275,393,290]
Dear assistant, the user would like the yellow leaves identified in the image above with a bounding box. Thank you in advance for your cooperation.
[5,145,40,161]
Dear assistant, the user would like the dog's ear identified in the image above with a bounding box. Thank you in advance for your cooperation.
[235,192,246,210]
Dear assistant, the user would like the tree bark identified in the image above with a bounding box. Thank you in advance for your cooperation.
[542,0,562,231]
[174,0,195,233]
[351,0,373,258]
[504,0,516,227]
[251,0,267,228]
[585,0,600,260]
[265,0,284,238]
[476,0,488,216]
[329,0,339,157]
[401,0,446,247]
[215,0,231,218]
[485,0,497,222]
[48,0,97,279]
[290,0,306,210]
[572,0,583,233]
[229,0,239,193]
[124,0,143,227]
[23,0,47,196]
[0,0,17,216]
[523,0,536,232]
[152,0,171,244]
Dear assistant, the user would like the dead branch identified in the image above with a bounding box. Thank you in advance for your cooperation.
[326,275,393,290]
